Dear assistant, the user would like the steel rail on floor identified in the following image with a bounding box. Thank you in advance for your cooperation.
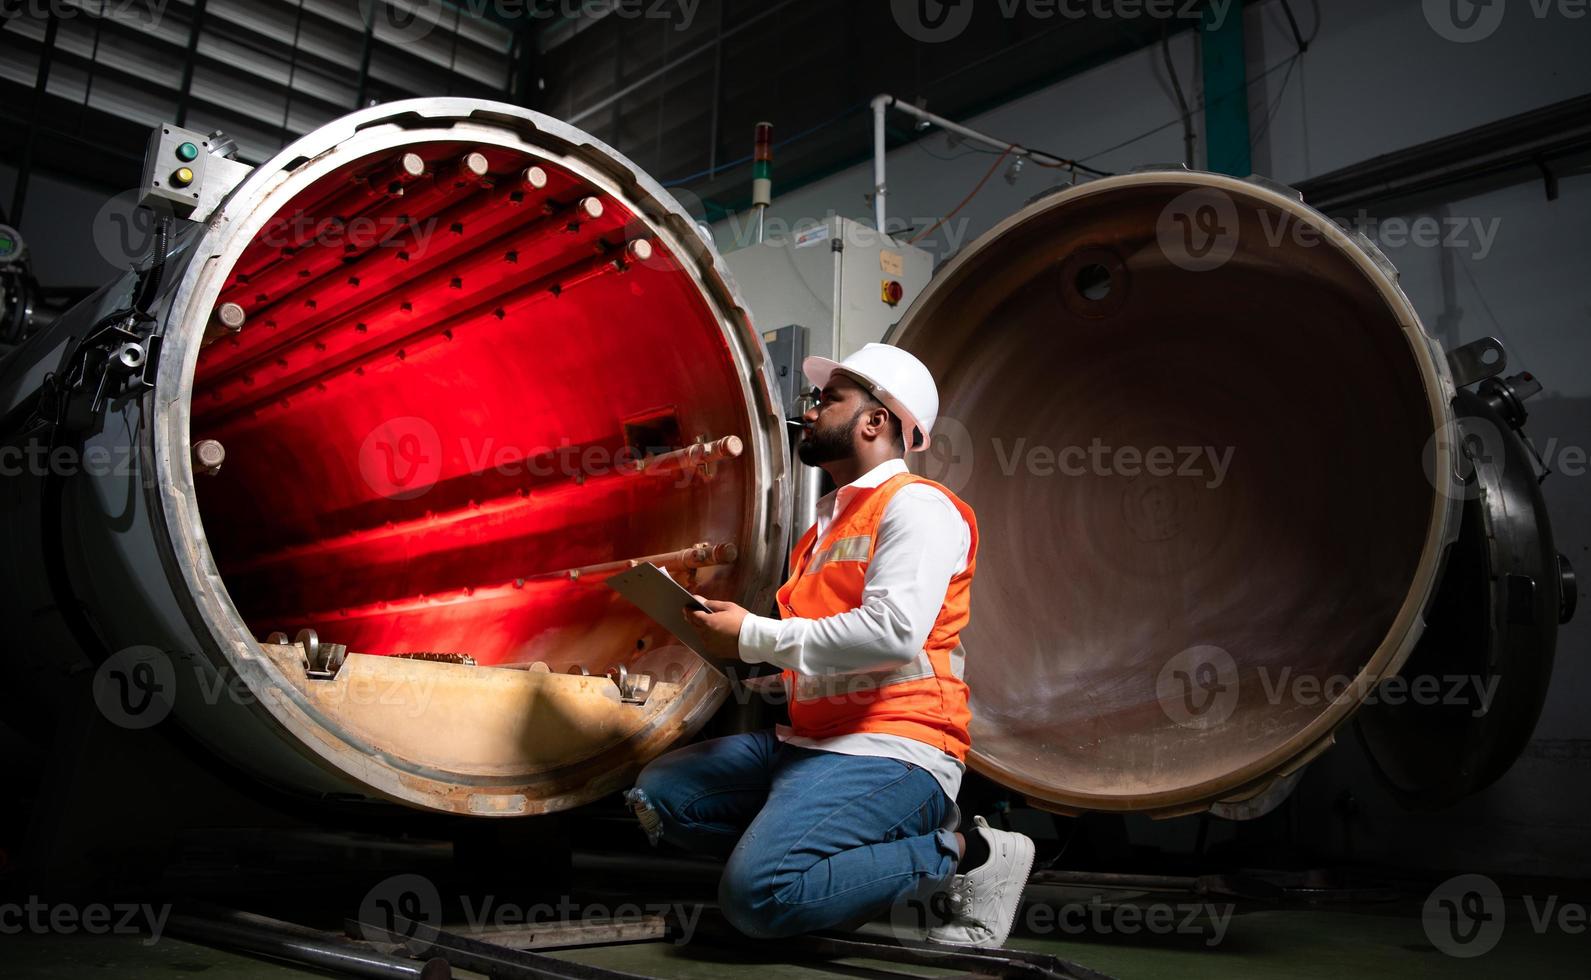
[675,908,1114,980]
[170,902,1114,980]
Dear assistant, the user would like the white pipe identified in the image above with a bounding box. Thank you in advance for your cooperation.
[869,92,1078,236]
[871,95,890,235]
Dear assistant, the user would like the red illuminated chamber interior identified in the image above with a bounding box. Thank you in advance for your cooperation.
[191,144,753,669]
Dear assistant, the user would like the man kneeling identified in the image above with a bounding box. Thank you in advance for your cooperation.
[625,344,1034,947]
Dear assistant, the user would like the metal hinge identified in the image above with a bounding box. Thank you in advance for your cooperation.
[606,663,655,704]
[42,310,164,433]
[1445,336,1508,389]
[266,629,347,680]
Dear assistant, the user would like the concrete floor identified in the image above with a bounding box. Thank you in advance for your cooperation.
[5,896,1586,979]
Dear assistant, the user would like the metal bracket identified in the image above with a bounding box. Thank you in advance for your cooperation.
[1210,769,1304,821]
[289,628,347,680]
[39,209,175,434]
[1446,336,1508,388]
[1244,174,1305,202]
[46,310,162,433]
[605,663,655,704]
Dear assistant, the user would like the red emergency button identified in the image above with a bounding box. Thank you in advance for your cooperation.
[881,279,904,306]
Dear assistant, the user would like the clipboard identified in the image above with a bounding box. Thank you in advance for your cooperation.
[605,563,731,677]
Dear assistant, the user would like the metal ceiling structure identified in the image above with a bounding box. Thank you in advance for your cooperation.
[2,0,1219,233]
[533,0,1213,219]
[0,0,519,223]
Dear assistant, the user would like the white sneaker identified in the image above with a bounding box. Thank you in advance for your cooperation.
[924,815,1036,948]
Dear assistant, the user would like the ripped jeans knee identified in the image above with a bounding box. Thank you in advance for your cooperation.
[623,786,665,846]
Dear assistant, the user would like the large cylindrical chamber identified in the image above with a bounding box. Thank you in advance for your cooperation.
[0,100,790,815]
[7,113,1555,824]
[892,172,1465,817]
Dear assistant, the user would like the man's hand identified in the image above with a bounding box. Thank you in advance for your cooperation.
[684,596,748,661]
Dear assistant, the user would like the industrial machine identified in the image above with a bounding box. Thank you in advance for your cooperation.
[725,215,934,376]
[725,215,934,529]
[0,100,792,816]
[889,172,1576,816]
[0,222,36,350]
[0,100,1573,826]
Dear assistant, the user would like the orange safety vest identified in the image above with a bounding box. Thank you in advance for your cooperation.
[776,471,978,761]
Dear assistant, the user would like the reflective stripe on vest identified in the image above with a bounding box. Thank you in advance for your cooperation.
[777,472,978,761]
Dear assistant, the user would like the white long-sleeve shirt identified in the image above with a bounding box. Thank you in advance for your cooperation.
[737,458,971,803]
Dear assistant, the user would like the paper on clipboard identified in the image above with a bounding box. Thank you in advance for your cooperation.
[605,563,728,675]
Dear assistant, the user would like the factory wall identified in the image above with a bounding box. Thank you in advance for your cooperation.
[0,163,131,287]
[712,0,1590,878]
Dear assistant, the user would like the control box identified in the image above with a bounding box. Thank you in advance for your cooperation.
[724,216,934,366]
[139,124,252,220]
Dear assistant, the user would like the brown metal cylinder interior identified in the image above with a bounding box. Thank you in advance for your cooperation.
[898,177,1442,812]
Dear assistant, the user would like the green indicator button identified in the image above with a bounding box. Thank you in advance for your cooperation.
[176,141,199,162]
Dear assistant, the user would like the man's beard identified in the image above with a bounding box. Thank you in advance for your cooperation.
[796,408,862,466]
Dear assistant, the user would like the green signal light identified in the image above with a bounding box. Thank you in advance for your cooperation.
[176,141,199,162]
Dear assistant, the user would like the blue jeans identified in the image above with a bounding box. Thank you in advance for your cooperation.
[628,729,959,939]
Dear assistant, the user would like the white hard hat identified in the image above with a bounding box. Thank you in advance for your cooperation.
[803,342,939,453]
